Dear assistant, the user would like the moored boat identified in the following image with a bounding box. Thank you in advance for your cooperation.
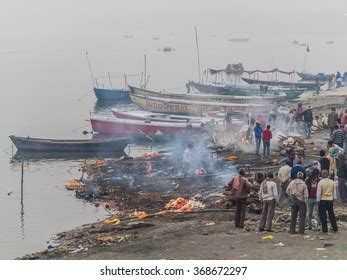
[241,77,323,90]
[9,135,129,152]
[186,81,304,99]
[296,72,330,82]
[129,93,272,115]
[111,108,222,123]
[90,116,203,135]
[93,87,131,102]
[129,85,284,104]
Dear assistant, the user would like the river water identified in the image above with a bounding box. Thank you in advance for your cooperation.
[1,0,346,259]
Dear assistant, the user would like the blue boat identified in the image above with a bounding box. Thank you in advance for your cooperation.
[93,87,131,102]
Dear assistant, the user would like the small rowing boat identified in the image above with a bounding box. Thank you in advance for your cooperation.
[9,135,129,152]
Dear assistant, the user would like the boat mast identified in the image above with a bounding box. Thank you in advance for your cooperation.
[144,54,147,89]
[195,26,202,83]
[85,51,96,88]
[107,72,113,89]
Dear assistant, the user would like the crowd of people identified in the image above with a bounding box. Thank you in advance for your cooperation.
[226,104,347,235]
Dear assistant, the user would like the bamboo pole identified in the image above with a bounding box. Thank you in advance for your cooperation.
[85,52,96,88]
[195,27,202,83]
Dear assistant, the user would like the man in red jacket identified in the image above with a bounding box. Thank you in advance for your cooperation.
[262,125,273,159]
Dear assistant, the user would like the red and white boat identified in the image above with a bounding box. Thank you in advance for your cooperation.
[90,116,204,135]
[111,108,223,124]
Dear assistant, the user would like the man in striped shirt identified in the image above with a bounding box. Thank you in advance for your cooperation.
[331,125,344,148]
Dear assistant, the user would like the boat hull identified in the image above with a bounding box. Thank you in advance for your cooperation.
[9,135,129,152]
[129,93,271,115]
[186,81,304,99]
[90,117,202,135]
[129,86,284,104]
[93,88,131,101]
[241,77,322,90]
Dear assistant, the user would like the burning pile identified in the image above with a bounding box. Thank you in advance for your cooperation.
[164,197,206,212]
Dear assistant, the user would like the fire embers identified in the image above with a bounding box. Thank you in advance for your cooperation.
[194,167,206,175]
[164,197,206,213]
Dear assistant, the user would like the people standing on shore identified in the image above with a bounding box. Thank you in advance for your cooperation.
[259,172,279,232]
[228,169,253,229]
[331,124,344,148]
[317,150,330,173]
[254,122,263,156]
[336,154,347,203]
[341,109,347,126]
[294,103,304,133]
[305,169,321,230]
[286,172,309,234]
[291,157,306,180]
[317,170,338,233]
[328,108,338,135]
[303,106,313,139]
[278,160,292,207]
[326,147,337,180]
[262,125,272,159]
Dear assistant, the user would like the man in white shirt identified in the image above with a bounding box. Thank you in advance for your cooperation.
[277,160,292,207]
[259,172,279,232]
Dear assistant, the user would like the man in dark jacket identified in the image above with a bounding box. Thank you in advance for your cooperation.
[318,149,330,173]
[291,158,307,180]
[303,106,313,139]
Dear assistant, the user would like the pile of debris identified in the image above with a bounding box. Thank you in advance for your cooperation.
[278,135,306,156]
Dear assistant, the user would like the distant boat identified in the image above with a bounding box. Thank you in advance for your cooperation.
[9,135,129,152]
[93,87,130,102]
[162,47,174,52]
[299,43,307,47]
[152,36,160,40]
[326,40,334,45]
[292,40,299,45]
[228,38,249,42]
[123,34,133,39]
[242,77,323,91]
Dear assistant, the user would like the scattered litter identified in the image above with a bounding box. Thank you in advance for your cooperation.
[274,242,284,247]
[65,180,83,190]
[97,236,114,242]
[315,248,326,251]
[135,211,149,220]
[262,235,274,241]
[205,222,216,226]
[103,217,121,225]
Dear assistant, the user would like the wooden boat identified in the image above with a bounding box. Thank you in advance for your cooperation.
[296,72,330,82]
[129,86,284,104]
[129,93,272,115]
[9,135,129,152]
[93,87,130,102]
[90,116,204,135]
[186,81,304,99]
[111,108,226,124]
[241,77,324,90]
